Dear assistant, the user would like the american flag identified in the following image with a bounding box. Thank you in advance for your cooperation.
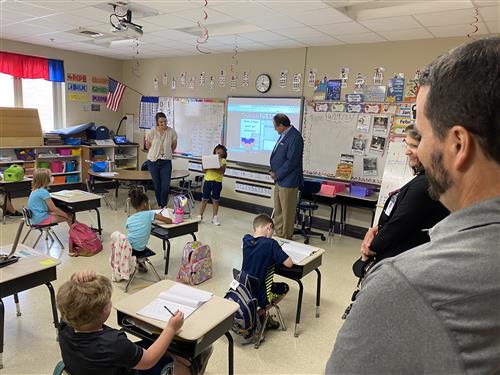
[106,78,126,112]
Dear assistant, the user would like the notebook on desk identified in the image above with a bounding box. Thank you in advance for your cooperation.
[137,283,213,322]
[0,220,23,267]
[277,240,319,264]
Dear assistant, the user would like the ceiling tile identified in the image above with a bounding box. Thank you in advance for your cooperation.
[212,2,269,19]
[244,15,305,30]
[260,1,330,16]
[276,26,326,38]
[415,8,483,26]
[291,7,353,26]
[42,13,104,28]
[264,39,306,48]
[428,22,489,37]
[40,31,94,43]
[1,23,54,37]
[16,0,88,12]
[148,29,197,41]
[0,9,37,24]
[360,16,422,31]
[295,36,344,46]
[67,7,111,24]
[472,0,500,6]
[336,32,386,43]
[314,21,370,36]
[141,13,196,29]
[170,8,234,25]
[478,6,500,21]
[486,21,500,33]
[239,31,288,42]
[1,1,57,17]
[21,17,73,33]
[379,28,434,41]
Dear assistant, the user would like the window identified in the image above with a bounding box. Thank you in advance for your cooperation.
[0,73,15,107]
[22,79,55,131]
[0,74,65,131]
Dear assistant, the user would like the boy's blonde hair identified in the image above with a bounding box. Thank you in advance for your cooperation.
[253,214,274,229]
[32,168,52,190]
[56,274,112,329]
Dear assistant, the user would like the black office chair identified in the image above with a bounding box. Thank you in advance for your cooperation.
[140,161,155,191]
[294,180,326,244]
[86,176,112,209]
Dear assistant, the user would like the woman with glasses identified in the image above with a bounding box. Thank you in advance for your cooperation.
[353,124,449,277]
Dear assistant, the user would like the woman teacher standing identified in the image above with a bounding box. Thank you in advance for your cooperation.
[145,112,177,208]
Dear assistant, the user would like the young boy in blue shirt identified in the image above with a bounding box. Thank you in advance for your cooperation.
[241,214,293,329]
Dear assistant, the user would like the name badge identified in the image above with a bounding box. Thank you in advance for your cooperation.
[384,193,398,216]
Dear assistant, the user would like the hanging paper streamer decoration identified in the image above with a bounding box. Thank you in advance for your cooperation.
[196,0,211,54]
[218,70,225,87]
[307,68,317,87]
[199,72,205,86]
[339,67,349,88]
[180,72,186,87]
[131,38,141,78]
[292,73,301,92]
[373,67,385,85]
[163,73,168,85]
[467,8,479,38]
[209,75,215,90]
[279,70,288,88]
[242,71,249,87]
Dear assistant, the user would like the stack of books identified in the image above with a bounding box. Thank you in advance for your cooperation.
[44,133,64,145]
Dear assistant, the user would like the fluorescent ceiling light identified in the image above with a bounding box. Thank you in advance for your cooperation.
[109,38,143,47]
[354,1,473,21]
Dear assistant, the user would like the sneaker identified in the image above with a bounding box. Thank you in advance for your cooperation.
[266,316,280,330]
[212,215,220,226]
[197,214,203,222]
[8,211,23,217]
[191,345,213,375]
[137,260,148,273]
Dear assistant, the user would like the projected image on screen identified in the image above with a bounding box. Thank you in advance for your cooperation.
[226,97,303,166]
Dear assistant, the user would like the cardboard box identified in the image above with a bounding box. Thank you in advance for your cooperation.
[0,107,43,147]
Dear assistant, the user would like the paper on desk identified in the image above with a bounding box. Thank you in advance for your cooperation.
[98,172,118,177]
[51,190,85,198]
[154,208,174,220]
[278,240,319,264]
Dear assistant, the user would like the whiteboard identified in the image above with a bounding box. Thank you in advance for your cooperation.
[374,141,415,223]
[302,100,389,184]
[173,98,225,157]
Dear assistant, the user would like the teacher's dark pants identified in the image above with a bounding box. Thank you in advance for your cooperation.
[147,159,172,207]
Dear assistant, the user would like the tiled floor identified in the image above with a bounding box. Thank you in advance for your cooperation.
[0,193,361,375]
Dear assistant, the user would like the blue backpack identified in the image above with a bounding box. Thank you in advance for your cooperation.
[224,270,261,340]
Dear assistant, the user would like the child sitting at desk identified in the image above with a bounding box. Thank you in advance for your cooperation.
[241,214,293,329]
[127,188,172,272]
[56,270,194,375]
[27,168,72,226]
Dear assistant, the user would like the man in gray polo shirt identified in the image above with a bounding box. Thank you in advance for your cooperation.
[326,37,500,374]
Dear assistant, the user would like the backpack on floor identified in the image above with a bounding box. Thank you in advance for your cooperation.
[69,222,103,257]
[176,241,213,285]
[224,270,261,340]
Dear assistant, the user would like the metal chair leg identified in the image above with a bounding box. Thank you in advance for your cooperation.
[124,266,138,293]
[13,293,21,317]
[102,195,112,209]
[254,313,268,349]
[144,258,162,281]
[22,228,32,244]
[273,304,287,331]
[50,229,64,249]
[33,230,44,247]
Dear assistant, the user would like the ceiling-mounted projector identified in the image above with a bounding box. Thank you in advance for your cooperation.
[110,8,143,38]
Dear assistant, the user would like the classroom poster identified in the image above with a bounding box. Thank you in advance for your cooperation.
[339,67,349,88]
[390,116,413,140]
[329,102,345,112]
[292,73,301,91]
[92,95,107,103]
[68,92,88,102]
[356,114,372,133]
[372,115,390,136]
[279,70,288,88]
[67,73,87,82]
[307,68,317,87]
[370,136,386,154]
[67,83,87,92]
[387,76,405,102]
[326,80,341,100]
[336,153,354,180]
[354,73,365,93]
[363,157,378,176]
[313,82,327,100]
[373,67,384,85]
[364,103,381,114]
[139,96,159,129]
[363,85,386,102]
[158,96,174,125]
[352,136,367,155]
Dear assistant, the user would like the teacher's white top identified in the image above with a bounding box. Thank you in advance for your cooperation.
[147,126,177,161]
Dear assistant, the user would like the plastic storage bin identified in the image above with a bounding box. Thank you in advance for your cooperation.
[320,181,346,196]
[57,148,72,156]
[53,176,66,184]
[50,161,65,173]
[71,148,81,156]
[66,175,79,183]
[38,161,50,169]
[350,185,373,198]
[65,160,77,172]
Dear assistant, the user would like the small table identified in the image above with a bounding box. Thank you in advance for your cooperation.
[333,191,379,235]
[274,239,325,337]
[50,190,103,235]
[0,179,32,223]
[88,169,190,209]
[114,280,238,375]
[150,219,199,276]
[0,244,60,369]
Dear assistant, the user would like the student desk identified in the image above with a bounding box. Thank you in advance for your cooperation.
[150,218,200,276]
[114,280,238,375]
[274,240,325,337]
[0,244,60,369]
[50,190,103,235]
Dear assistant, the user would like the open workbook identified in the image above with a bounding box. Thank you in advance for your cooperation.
[277,240,320,264]
[137,284,213,322]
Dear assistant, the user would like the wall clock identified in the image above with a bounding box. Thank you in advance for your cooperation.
[255,73,271,93]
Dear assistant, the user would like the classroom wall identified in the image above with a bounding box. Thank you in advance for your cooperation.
[121,36,466,227]
[1,39,124,129]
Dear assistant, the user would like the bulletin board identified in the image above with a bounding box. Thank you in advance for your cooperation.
[302,100,412,184]
[173,98,225,157]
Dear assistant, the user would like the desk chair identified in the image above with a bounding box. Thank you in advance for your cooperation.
[21,207,64,250]
[140,161,155,191]
[125,247,162,293]
[176,180,195,213]
[232,269,287,349]
[86,176,112,209]
[53,361,70,375]
[294,181,326,244]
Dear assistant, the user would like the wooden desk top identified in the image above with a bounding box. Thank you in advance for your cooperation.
[0,244,60,283]
[114,280,238,341]
[0,178,32,185]
[89,169,190,181]
[274,237,326,266]
[50,189,102,203]
[153,218,200,229]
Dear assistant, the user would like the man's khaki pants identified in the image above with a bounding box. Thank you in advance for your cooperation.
[273,184,298,239]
